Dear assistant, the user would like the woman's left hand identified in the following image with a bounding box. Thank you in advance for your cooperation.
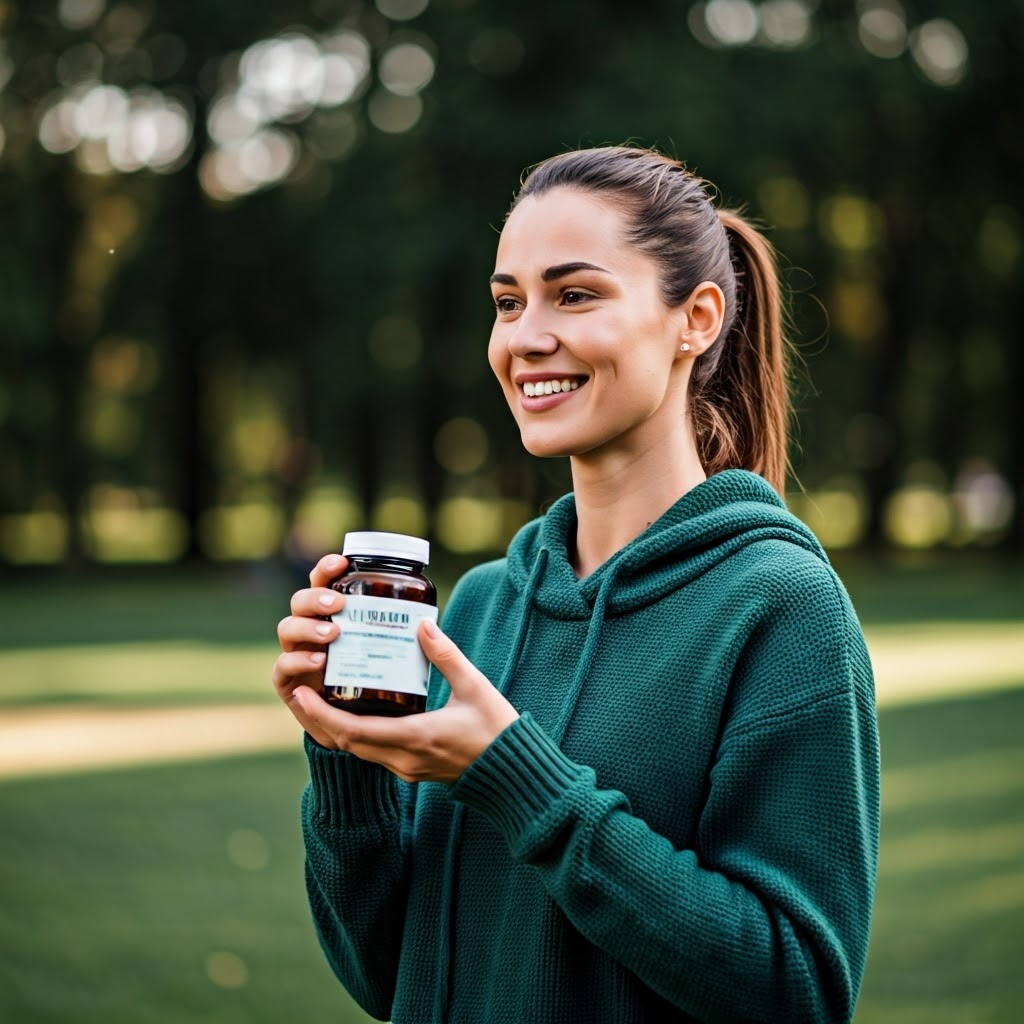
[286,619,520,784]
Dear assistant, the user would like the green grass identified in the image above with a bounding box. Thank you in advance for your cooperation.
[0,557,1021,1021]
[0,690,1020,1022]
[0,750,375,1024]
[858,689,1024,1023]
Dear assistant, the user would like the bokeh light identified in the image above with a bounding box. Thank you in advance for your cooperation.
[205,952,248,989]
[704,0,760,47]
[226,829,270,871]
[819,194,886,251]
[757,175,811,230]
[57,0,105,32]
[366,89,423,134]
[372,494,428,537]
[199,503,285,561]
[790,480,868,550]
[436,496,503,553]
[38,84,191,172]
[286,485,361,561]
[81,486,188,563]
[831,278,887,347]
[759,0,813,48]
[857,0,907,59]
[434,418,489,475]
[379,42,435,97]
[952,461,1015,542]
[910,19,969,87]
[200,28,373,200]
[0,508,69,565]
[978,208,1021,278]
[375,0,430,21]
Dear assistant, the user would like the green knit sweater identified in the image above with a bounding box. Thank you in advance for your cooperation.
[301,470,880,1023]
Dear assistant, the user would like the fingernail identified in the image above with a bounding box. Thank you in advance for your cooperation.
[325,554,342,569]
[422,619,440,638]
[319,593,336,608]
[315,623,332,638]
[310,652,326,665]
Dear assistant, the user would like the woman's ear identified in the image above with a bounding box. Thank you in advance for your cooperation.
[677,281,726,357]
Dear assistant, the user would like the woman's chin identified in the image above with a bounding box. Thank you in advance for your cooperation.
[520,433,577,459]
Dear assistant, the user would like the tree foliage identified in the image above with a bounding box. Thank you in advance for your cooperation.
[0,0,1021,565]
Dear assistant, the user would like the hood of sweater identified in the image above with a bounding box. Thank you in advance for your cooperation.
[506,468,828,621]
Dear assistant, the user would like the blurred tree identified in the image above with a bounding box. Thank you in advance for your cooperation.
[0,0,1020,563]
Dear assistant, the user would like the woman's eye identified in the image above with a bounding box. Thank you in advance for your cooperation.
[494,296,520,314]
[561,288,591,306]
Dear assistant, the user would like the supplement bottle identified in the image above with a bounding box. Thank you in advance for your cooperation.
[322,531,438,716]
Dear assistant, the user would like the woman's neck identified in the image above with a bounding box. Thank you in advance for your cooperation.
[568,428,707,578]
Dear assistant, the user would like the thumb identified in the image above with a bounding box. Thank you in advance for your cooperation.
[418,619,485,698]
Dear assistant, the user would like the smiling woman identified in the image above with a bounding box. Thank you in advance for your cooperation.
[273,145,880,1024]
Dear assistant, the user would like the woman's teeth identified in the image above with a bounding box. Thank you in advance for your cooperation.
[522,379,581,397]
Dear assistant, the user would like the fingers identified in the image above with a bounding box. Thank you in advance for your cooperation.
[417,620,484,697]
[309,553,347,589]
[272,648,325,684]
[277,611,338,652]
[289,587,344,618]
[271,649,324,694]
[285,684,342,752]
[296,690,426,751]
[287,685,426,765]
[279,587,343,653]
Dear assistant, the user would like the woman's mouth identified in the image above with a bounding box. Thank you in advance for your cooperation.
[520,376,586,397]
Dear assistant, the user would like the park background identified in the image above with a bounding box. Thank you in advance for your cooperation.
[0,0,1022,1021]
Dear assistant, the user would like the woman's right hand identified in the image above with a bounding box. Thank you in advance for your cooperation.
[272,553,347,711]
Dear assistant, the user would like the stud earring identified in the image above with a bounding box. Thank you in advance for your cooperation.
[680,343,691,352]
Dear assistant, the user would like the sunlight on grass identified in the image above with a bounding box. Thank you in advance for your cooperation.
[1,620,1019,713]
[864,621,1024,706]
[0,642,278,707]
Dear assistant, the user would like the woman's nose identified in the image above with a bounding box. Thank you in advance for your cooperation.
[506,306,559,358]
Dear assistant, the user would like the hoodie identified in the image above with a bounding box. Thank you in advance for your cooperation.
[301,470,880,1024]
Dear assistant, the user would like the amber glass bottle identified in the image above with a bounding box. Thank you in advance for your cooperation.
[322,531,438,716]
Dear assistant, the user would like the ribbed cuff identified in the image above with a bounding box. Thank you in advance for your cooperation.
[303,732,403,829]
[449,712,586,845]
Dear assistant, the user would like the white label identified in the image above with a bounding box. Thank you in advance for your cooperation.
[324,595,438,697]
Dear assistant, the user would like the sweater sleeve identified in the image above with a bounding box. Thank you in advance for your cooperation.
[448,583,880,1024]
[301,733,414,1021]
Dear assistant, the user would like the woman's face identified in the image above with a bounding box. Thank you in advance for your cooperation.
[488,188,690,462]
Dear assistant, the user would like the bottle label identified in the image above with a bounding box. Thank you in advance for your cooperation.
[325,595,439,696]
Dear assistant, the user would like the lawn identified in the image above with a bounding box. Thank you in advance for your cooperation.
[0,557,1021,1022]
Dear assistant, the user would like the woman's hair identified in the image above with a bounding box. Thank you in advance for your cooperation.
[511,146,792,495]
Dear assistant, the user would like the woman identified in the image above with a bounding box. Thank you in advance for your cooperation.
[273,146,880,1023]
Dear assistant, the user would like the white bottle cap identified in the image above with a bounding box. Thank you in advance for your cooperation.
[342,531,430,565]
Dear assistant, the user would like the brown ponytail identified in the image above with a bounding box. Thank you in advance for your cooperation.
[514,146,794,497]
[691,210,791,495]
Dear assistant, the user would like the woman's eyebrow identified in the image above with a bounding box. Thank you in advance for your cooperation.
[542,261,610,282]
[489,262,611,287]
